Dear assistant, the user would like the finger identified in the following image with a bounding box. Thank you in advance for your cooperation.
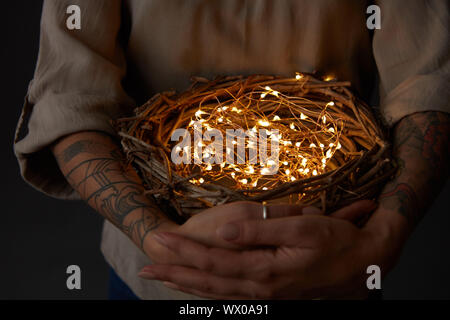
[264,204,322,219]
[330,200,377,222]
[216,215,328,247]
[163,282,247,300]
[151,232,275,278]
[138,264,266,299]
[225,201,320,220]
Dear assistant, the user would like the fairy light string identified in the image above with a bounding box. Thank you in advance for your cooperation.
[117,72,395,216]
[173,74,344,194]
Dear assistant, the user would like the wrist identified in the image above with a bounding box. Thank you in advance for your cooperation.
[142,220,179,261]
[364,208,410,273]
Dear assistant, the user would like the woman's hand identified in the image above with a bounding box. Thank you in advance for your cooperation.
[143,200,376,266]
[139,112,450,299]
[177,199,378,249]
[143,201,315,264]
[138,202,386,299]
[139,200,379,298]
[176,201,319,249]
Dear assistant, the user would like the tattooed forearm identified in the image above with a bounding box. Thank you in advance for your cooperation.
[53,133,170,249]
[380,111,450,226]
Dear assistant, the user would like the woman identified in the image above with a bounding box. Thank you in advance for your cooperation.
[14,0,449,299]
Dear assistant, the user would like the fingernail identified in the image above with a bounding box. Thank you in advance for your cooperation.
[138,271,155,279]
[302,206,322,215]
[217,223,240,241]
[141,266,153,273]
[153,233,168,247]
[163,281,179,290]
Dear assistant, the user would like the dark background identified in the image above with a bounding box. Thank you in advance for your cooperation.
[1,1,449,299]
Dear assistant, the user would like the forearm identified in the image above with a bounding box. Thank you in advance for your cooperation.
[369,111,450,243]
[51,131,175,250]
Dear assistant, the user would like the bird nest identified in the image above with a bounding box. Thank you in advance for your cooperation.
[115,74,396,220]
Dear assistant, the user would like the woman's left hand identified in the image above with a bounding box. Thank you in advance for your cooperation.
[138,202,395,299]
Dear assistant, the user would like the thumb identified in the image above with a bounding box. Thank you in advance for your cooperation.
[216,212,323,247]
[262,203,322,219]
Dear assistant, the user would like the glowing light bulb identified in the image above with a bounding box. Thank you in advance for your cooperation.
[258,120,270,127]
[195,110,205,117]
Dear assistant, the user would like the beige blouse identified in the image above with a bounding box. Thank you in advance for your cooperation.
[14,0,449,299]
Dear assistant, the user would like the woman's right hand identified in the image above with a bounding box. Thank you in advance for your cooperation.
[143,200,377,265]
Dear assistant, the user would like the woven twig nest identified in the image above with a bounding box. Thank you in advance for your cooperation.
[116,74,396,220]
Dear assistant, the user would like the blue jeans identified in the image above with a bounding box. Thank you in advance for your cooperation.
[108,267,140,300]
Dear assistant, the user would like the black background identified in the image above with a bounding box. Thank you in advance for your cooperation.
[1,0,449,299]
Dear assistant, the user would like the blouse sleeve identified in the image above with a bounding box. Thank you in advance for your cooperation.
[373,0,449,126]
[14,0,135,199]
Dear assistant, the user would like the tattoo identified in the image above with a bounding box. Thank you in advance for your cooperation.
[127,208,163,249]
[380,112,450,226]
[56,138,162,248]
[379,183,420,224]
[57,140,101,163]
